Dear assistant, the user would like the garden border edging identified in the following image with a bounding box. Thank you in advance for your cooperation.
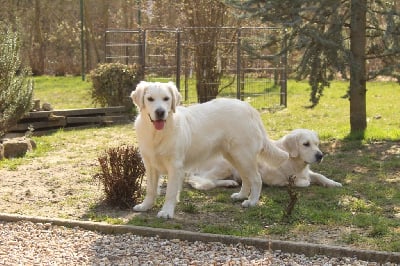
[0,213,398,263]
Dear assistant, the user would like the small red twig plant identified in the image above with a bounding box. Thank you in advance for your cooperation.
[94,145,145,208]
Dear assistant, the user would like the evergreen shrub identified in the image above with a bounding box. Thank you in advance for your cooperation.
[0,24,33,138]
[89,63,142,107]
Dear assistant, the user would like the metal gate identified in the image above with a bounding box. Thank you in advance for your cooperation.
[105,27,287,109]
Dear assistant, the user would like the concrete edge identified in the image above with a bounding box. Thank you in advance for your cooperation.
[0,213,399,263]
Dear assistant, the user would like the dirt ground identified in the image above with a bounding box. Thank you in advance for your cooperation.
[0,126,139,221]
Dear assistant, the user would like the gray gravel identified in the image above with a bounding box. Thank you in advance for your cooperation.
[0,220,395,265]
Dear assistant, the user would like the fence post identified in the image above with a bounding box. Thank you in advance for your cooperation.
[236,28,241,100]
[80,0,85,81]
[139,29,146,78]
[176,30,181,91]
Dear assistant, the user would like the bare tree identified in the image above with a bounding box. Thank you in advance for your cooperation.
[182,0,237,102]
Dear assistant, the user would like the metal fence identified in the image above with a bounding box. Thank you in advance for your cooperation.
[105,27,287,109]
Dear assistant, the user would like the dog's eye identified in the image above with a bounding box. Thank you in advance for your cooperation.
[303,142,310,147]
[147,97,154,102]
[163,97,170,101]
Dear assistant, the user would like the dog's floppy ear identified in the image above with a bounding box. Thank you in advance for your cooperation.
[282,133,299,158]
[131,81,148,110]
[166,81,181,113]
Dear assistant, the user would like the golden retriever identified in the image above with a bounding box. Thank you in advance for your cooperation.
[187,129,342,189]
[130,81,289,218]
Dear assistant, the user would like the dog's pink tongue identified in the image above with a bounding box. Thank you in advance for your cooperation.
[153,120,165,130]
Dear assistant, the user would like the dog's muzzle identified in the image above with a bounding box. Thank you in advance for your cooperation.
[149,108,167,130]
[315,152,324,163]
[155,108,166,120]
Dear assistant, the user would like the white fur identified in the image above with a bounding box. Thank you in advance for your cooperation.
[187,129,342,189]
[131,81,289,218]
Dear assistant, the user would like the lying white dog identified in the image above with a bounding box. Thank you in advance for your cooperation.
[187,129,342,189]
[131,81,289,218]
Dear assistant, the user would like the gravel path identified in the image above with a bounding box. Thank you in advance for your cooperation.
[0,220,396,265]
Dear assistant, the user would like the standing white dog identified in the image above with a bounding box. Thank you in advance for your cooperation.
[131,81,289,218]
[187,129,342,189]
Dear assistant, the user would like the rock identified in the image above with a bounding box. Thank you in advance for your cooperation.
[42,102,53,111]
[32,99,41,111]
[1,137,36,159]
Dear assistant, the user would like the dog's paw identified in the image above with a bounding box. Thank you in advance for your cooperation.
[133,203,151,212]
[241,199,257,208]
[222,180,239,187]
[213,180,239,188]
[328,181,342,187]
[294,179,311,187]
[157,210,174,219]
[231,192,247,200]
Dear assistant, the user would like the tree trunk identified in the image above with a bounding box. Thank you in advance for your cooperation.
[182,0,228,103]
[195,43,220,103]
[32,0,46,75]
[349,0,367,135]
[84,0,100,71]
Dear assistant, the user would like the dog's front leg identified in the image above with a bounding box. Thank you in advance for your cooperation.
[133,167,159,212]
[309,170,342,187]
[157,163,184,219]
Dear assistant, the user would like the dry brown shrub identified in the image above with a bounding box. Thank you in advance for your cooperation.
[94,145,145,208]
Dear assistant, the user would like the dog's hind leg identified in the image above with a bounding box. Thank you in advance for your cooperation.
[224,155,250,200]
[228,153,261,207]
[133,167,159,212]
[238,168,262,207]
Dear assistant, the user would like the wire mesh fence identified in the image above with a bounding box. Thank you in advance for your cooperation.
[105,27,287,109]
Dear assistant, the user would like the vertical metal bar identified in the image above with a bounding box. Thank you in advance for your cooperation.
[125,31,129,65]
[176,30,181,91]
[184,56,188,101]
[280,33,288,107]
[139,29,146,79]
[236,28,241,100]
[183,31,189,102]
[80,0,85,81]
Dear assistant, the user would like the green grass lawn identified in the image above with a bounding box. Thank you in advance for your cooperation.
[266,80,400,141]
[32,76,400,140]
[5,76,400,251]
[33,76,94,109]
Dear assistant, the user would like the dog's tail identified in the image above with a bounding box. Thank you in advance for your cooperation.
[260,132,289,167]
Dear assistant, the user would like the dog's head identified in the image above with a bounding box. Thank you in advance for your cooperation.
[281,129,324,164]
[130,81,181,130]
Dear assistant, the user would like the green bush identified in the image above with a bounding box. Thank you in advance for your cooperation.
[0,23,33,138]
[89,63,142,107]
[94,145,145,208]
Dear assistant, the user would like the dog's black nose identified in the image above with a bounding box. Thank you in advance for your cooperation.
[155,108,165,119]
[315,152,324,162]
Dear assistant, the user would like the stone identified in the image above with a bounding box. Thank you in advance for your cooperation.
[42,102,53,111]
[2,137,36,159]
